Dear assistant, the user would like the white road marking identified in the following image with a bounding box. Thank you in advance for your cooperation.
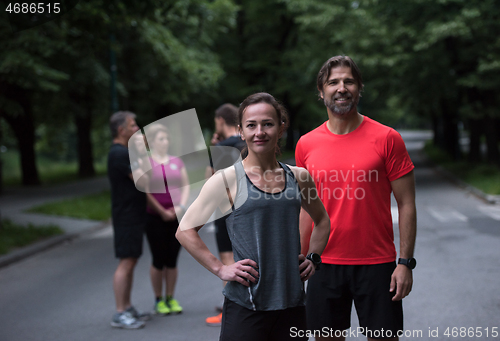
[426,207,468,223]
[478,206,500,221]
[391,206,399,225]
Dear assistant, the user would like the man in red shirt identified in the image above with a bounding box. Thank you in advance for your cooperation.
[296,56,417,341]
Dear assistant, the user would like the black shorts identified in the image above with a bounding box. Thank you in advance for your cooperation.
[214,216,232,253]
[113,223,144,259]
[306,262,403,339]
[220,298,307,341]
[145,213,181,269]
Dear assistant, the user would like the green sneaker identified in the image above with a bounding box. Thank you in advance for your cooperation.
[167,298,183,314]
[155,300,171,315]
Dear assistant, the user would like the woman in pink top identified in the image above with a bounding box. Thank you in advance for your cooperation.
[144,123,189,315]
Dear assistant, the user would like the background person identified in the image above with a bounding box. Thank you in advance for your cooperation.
[177,92,330,341]
[296,55,417,341]
[108,111,151,329]
[204,103,246,326]
[144,123,190,315]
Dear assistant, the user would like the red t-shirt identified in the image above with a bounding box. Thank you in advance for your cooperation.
[295,117,414,265]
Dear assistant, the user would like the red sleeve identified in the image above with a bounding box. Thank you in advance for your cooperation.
[385,129,414,181]
[295,138,305,168]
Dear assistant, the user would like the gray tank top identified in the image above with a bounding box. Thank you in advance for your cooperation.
[223,161,305,311]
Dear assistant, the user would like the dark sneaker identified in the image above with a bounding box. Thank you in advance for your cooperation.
[126,306,152,321]
[110,311,145,329]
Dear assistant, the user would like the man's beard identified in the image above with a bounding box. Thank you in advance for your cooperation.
[324,95,357,115]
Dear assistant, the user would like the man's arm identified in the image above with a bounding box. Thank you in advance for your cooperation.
[299,209,314,257]
[390,170,417,301]
[294,140,315,256]
[292,166,330,281]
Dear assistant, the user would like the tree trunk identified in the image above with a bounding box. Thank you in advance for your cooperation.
[280,92,296,152]
[441,100,460,160]
[484,116,500,165]
[431,112,442,148]
[1,89,40,186]
[0,157,2,194]
[71,89,95,178]
[75,109,95,178]
[467,118,482,163]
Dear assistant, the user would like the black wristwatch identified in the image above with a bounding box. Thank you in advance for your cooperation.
[398,258,417,270]
[306,253,322,270]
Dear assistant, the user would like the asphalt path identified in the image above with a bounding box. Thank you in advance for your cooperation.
[1,130,499,341]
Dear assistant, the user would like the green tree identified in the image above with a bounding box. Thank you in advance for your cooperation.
[0,0,238,185]
[0,20,69,185]
[283,0,500,163]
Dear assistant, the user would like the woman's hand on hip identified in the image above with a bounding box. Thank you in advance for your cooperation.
[217,259,259,287]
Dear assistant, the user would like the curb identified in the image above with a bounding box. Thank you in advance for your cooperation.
[0,219,111,269]
[419,150,500,205]
[433,166,500,204]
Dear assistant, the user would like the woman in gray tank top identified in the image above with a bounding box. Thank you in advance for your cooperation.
[176,93,330,341]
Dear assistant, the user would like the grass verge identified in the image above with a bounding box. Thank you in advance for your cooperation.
[27,190,111,221]
[2,149,107,187]
[424,142,500,195]
[0,219,63,255]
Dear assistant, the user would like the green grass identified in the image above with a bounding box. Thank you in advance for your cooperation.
[27,190,111,221]
[1,149,107,187]
[424,142,500,195]
[0,219,63,255]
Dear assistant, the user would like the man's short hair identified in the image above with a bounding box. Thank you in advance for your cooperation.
[110,111,136,138]
[215,103,238,127]
[316,55,364,98]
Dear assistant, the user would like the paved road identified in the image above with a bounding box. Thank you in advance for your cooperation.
[1,130,499,341]
[0,176,110,234]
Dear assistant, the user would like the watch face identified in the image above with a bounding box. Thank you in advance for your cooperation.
[309,253,321,264]
[399,258,416,269]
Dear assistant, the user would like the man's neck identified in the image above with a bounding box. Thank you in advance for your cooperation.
[221,126,239,140]
[113,137,128,147]
[326,110,363,135]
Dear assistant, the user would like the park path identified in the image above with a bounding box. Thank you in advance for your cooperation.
[0,176,110,234]
[0,131,499,340]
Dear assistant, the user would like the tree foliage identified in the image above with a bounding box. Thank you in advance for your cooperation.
[282,0,500,162]
[1,0,500,188]
[0,0,237,184]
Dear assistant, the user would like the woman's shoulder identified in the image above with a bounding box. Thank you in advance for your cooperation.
[286,165,310,183]
[168,156,185,168]
[206,164,238,186]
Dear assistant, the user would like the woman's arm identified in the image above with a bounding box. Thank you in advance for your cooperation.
[147,193,174,221]
[173,166,190,217]
[176,168,259,286]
